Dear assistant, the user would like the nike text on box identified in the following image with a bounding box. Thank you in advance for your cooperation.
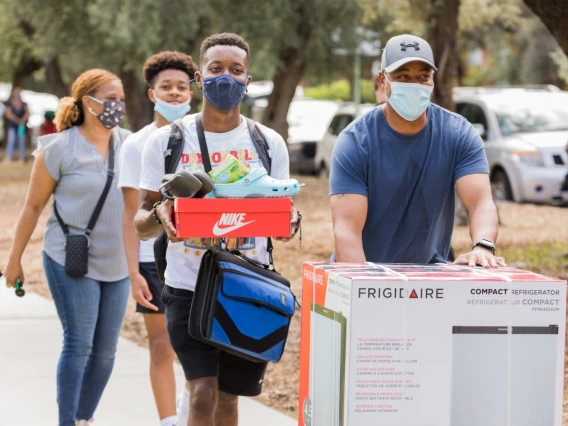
[174,198,292,238]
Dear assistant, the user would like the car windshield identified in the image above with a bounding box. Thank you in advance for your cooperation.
[487,92,568,136]
[287,100,338,142]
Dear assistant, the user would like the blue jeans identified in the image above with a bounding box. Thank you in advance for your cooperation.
[6,126,26,160]
[42,252,130,426]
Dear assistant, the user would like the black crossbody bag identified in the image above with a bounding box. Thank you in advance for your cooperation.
[54,136,115,277]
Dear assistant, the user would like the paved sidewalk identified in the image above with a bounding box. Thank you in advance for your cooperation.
[0,281,296,426]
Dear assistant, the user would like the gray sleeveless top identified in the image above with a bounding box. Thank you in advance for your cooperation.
[36,126,131,281]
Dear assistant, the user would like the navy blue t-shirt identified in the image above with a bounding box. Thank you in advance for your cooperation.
[329,104,489,263]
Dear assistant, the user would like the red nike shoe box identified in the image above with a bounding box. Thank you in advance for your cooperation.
[174,197,292,238]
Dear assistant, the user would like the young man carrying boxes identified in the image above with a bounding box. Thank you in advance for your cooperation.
[134,33,299,426]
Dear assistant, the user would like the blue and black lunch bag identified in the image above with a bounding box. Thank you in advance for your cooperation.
[189,246,296,363]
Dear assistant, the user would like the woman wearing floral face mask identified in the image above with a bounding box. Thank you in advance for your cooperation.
[3,68,131,426]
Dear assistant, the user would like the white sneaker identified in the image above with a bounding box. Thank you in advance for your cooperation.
[176,389,190,426]
[160,415,178,426]
[76,420,93,425]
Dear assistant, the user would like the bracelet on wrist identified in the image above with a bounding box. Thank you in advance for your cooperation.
[292,211,302,236]
[292,211,302,247]
[152,201,163,225]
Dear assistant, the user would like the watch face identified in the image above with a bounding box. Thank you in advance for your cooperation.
[481,239,495,248]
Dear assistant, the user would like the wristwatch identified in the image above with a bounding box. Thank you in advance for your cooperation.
[472,239,496,255]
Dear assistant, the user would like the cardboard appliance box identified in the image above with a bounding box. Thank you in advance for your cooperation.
[299,262,567,426]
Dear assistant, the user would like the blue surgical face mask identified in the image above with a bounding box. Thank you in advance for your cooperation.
[384,74,433,121]
[153,91,191,122]
[197,72,249,111]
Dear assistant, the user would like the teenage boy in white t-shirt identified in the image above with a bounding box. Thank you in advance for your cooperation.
[118,51,197,426]
[135,33,299,426]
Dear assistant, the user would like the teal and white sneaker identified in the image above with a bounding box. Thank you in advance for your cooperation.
[213,167,301,198]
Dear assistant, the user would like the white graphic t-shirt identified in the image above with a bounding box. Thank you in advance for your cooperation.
[118,122,158,263]
[140,114,289,291]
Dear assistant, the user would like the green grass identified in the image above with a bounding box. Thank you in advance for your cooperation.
[501,243,568,280]
[450,242,568,281]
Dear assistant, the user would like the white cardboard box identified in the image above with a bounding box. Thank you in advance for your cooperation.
[298,263,566,426]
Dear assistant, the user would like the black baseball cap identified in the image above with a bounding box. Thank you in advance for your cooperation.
[381,34,437,73]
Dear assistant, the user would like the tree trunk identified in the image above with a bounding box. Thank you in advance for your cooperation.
[428,0,461,111]
[261,0,314,141]
[523,0,568,56]
[45,56,69,98]
[261,47,307,141]
[12,57,43,88]
[120,66,154,132]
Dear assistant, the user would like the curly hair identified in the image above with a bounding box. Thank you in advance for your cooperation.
[143,51,197,88]
[200,33,250,67]
[54,69,119,132]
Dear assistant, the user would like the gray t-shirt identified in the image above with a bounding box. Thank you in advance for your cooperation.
[37,126,131,281]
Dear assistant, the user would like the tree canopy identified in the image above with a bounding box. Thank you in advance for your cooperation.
[0,0,566,133]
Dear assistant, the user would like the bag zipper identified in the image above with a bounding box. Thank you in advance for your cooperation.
[220,267,290,290]
[219,268,297,313]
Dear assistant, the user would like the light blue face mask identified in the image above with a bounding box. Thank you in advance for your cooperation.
[153,91,191,122]
[384,74,433,121]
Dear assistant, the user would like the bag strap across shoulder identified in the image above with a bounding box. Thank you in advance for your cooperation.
[54,134,115,237]
[195,113,272,174]
[195,114,213,173]
[53,203,69,237]
[245,117,272,175]
[195,113,275,266]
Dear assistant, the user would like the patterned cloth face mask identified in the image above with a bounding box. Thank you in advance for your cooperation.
[88,96,126,129]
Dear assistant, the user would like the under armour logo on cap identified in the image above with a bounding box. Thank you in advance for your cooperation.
[381,34,437,72]
[400,41,420,51]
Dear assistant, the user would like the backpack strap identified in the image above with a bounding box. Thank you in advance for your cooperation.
[245,118,272,175]
[154,120,184,285]
[196,115,276,265]
[245,118,274,266]
[194,115,272,175]
[164,119,185,174]
[195,114,213,173]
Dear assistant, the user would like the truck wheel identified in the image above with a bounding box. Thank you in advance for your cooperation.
[491,170,513,201]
